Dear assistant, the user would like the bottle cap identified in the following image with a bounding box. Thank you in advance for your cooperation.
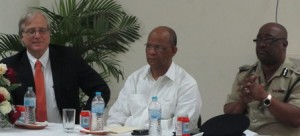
[95,92,101,96]
[152,96,157,101]
[28,87,33,90]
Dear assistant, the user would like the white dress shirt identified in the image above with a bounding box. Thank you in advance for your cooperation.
[107,62,202,130]
[27,48,61,123]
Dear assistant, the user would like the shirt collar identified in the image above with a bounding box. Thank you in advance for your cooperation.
[27,48,50,68]
[145,61,176,81]
[256,58,294,79]
[165,61,176,81]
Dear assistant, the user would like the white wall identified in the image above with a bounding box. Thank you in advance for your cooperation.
[0,0,39,34]
[1,0,300,123]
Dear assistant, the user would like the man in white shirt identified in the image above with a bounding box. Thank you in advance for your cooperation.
[107,26,202,130]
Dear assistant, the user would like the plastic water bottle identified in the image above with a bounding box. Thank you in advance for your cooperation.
[90,92,105,131]
[24,87,36,124]
[148,96,162,136]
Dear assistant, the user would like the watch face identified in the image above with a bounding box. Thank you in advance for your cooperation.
[264,99,271,105]
[263,94,272,107]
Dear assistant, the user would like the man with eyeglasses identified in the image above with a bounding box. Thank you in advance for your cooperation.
[0,10,110,124]
[107,26,202,132]
[224,22,300,135]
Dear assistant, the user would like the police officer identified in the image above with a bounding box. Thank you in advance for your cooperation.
[224,22,300,136]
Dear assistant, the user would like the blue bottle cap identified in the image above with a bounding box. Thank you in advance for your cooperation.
[152,96,157,101]
[96,92,101,96]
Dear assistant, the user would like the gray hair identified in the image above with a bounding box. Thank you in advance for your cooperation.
[18,10,51,37]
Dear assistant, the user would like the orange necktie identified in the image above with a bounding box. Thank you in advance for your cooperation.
[34,60,47,122]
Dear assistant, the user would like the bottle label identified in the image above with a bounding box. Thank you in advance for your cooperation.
[81,116,90,129]
[92,103,104,113]
[182,122,190,135]
[149,109,161,120]
[18,111,25,123]
[176,120,183,135]
[24,98,36,107]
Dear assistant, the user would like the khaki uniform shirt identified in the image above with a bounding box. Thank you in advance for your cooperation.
[226,58,300,135]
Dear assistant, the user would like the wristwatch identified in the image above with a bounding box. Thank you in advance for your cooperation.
[263,94,272,107]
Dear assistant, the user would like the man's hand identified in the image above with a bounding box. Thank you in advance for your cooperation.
[242,75,268,101]
[239,92,253,104]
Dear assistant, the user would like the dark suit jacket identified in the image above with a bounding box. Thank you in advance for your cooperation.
[0,44,110,123]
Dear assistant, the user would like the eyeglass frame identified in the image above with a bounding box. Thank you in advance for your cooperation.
[253,36,286,45]
[22,27,49,37]
[144,43,173,52]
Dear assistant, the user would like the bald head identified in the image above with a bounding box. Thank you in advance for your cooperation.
[148,26,177,46]
[258,22,288,40]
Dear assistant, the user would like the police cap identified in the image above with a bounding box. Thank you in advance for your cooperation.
[200,114,250,136]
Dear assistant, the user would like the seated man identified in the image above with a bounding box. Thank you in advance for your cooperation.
[0,10,110,124]
[224,22,300,135]
[107,26,202,130]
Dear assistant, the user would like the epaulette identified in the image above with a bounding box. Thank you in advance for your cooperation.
[239,65,251,73]
[290,65,300,75]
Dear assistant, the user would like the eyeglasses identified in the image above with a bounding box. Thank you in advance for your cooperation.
[23,28,49,37]
[144,44,172,52]
[253,37,286,45]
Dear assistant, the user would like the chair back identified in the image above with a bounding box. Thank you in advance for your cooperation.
[197,115,201,128]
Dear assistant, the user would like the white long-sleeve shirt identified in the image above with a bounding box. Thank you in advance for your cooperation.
[107,62,202,130]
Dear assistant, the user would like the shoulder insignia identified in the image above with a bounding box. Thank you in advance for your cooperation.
[290,65,300,75]
[239,65,251,73]
[280,68,289,77]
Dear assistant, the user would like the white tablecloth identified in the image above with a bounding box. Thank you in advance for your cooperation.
[0,123,258,136]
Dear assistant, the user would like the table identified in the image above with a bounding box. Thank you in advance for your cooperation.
[0,123,258,136]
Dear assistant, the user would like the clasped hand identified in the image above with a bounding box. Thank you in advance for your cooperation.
[239,75,267,103]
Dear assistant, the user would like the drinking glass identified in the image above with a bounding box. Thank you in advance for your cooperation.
[63,108,76,133]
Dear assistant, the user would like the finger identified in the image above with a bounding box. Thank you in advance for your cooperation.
[249,75,259,82]
[244,88,250,94]
[240,84,244,90]
[238,84,245,92]
[243,77,251,83]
